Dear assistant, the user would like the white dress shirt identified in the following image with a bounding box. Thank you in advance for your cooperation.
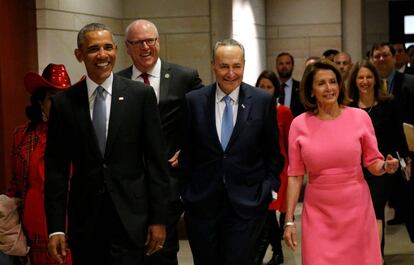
[131,58,161,103]
[215,85,239,143]
[282,78,293,108]
[87,73,113,138]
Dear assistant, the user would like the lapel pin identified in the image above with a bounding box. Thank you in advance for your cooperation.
[119,97,124,101]
[165,73,170,79]
[241,104,245,109]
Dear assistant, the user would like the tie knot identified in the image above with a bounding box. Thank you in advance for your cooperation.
[141,72,148,78]
[223,95,232,104]
[281,83,287,88]
[96,86,105,97]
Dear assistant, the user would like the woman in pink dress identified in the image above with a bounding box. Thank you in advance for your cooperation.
[283,60,399,265]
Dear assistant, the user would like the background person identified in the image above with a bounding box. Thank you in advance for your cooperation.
[347,60,411,256]
[283,60,399,265]
[6,63,74,265]
[253,70,293,265]
[117,20,203,265]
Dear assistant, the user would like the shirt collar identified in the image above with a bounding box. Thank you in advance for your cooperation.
[387,70,396,85]
[284,78,293,87]
[87,72,113,99]
[215,84,240,104]
[132,58,161,80]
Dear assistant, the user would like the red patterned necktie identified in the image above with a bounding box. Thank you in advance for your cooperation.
[140,72,150,85]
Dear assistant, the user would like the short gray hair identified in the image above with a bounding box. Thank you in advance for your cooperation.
[124,19,159,40]
[212,38,245,62]
[77,23,114,48]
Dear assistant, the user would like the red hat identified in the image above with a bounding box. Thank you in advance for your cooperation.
[24,63,72,94]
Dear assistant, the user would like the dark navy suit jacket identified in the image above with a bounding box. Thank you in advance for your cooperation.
[180,82,284,219]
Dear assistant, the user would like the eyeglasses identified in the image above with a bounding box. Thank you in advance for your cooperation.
[127,38,157,47]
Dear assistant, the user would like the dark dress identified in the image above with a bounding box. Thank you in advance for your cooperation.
[351,98,409,220]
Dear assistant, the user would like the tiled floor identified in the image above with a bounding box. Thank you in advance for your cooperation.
[177,203,414,264]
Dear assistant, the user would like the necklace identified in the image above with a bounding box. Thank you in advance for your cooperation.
[359,100,376,114]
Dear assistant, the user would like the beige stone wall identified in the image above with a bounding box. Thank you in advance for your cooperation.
[35,0,125,81]
[35,0,368,84]
[122,0,212,83]
[266,0,342,80]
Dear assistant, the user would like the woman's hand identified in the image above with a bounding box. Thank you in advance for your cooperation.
[383,154,399,174]
[283,223,298,251]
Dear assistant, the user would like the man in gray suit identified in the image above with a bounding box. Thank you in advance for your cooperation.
[117,19,203,265]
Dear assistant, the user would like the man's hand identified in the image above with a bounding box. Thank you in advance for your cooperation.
[48,234,67,264]
[145,224,166,256]
[168,150,181,168]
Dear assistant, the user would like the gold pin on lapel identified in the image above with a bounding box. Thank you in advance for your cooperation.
[165,73,170,79]
[119,97,124,101]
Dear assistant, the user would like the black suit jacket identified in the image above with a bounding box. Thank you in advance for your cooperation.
[290,79,305,117]
[44,75,169,248]
[392,71,414,125]
[180,82,284,219]
[117,61,203,200]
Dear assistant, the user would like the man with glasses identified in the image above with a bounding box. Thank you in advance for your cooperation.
[117,19,203,265]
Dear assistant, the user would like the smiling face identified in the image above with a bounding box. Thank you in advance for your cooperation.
[312,69,339,108]
[258,78,276,96]
[356,66,375,96]
[371,45,396,78]
[212,45,244,94]
[125,21,160,73]
[75,30,117,84]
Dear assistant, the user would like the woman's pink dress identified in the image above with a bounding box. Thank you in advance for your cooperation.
[288,107,382,265]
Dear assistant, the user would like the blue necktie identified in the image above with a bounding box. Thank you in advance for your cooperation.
[221,95,234,150]
[93,86,107,155]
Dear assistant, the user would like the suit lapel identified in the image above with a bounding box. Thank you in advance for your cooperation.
[105,76,126,158]
[159,60,171,107]
[226,83,252,150]
[205,84,222,148]
[72,80,103,159]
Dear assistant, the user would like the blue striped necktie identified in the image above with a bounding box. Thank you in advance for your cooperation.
[221,95,234,150]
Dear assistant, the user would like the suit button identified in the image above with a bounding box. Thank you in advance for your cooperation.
[223,154,228,159]
[102,163,108,168]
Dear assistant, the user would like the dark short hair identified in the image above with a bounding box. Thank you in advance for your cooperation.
[255,70,281,98]
[370,42,396,57]
[77,23,114,48]
[322,49,339,58]
[300,59,350,112]
[276,52,294,66]
[347,60,390,105]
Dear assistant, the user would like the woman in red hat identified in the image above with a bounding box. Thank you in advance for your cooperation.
[6,64,73,265]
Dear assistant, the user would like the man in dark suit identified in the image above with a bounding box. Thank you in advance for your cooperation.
[371,42,414,241]
[44,23,170,265]
[275,52,305,117]
[392,42,414,75]
[117,19,202,265]
[180,39,284,265]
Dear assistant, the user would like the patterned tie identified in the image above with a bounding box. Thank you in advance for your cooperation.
[140,72,150,85]
[221,95,234,150]
[93,86,107,155]
[382,79,389,94]
[279,83,286,105]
